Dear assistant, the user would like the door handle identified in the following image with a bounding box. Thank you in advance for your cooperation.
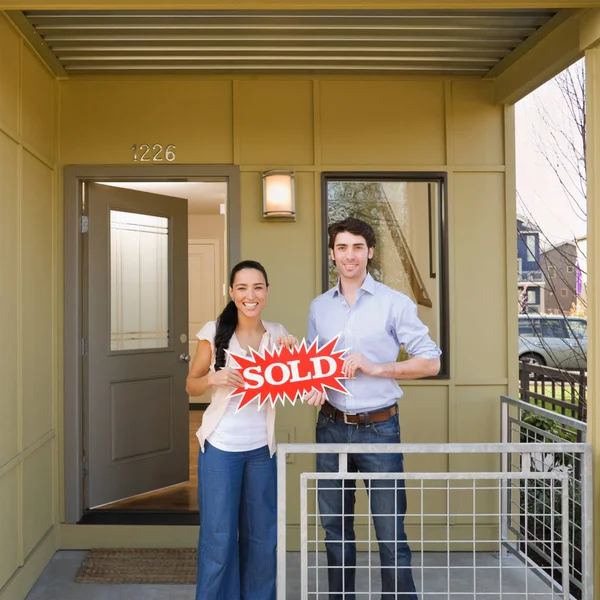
[179,353,191,363]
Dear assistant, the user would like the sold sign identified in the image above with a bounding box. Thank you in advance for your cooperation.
[227,336,349,411]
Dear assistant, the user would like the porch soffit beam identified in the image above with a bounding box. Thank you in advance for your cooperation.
[492,10,582,105]
[2,1,600,9]
[580,8,600,50]
[5,10,66,75]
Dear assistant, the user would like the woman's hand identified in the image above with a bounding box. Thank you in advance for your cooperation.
[277,335,300,350]
[304,389,327,406]
[208,367,246,389]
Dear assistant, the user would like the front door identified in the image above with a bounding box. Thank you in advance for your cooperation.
[86,182,189,508]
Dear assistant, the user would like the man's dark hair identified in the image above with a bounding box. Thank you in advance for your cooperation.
[328,217,376,250]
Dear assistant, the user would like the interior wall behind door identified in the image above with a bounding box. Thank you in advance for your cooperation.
[188,214,226,404]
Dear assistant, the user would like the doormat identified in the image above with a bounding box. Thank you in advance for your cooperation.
[74,548,197,584]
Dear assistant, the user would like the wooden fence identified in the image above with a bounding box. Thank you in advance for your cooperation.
[518,361,587,423]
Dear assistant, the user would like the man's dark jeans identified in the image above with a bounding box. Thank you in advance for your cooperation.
[316,408,417,600]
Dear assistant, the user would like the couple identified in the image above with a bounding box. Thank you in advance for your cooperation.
[186,217,441,600]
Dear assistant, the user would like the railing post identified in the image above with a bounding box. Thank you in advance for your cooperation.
[277,449,287,600]
[519,362,529,403]
[300,475,308,600]
[500,399,509,544]
[582,447,594,600]
[579,369,587,423]
[561,474,570,600]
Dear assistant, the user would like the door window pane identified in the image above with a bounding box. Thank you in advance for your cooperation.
[110,210,169,351]
[324,176,447,375]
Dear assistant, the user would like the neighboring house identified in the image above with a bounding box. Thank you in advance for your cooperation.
[517,216,545,313]
[540,241,577,314]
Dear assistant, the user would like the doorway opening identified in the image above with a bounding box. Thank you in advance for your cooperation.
[63,165,240,525]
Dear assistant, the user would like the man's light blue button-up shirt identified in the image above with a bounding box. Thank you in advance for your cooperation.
[307,273,441,413]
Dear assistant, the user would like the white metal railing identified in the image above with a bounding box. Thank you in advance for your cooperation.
[277,443,593,600]
[501,395,588,597]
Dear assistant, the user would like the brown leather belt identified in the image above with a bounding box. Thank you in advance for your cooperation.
[320,400,397,425]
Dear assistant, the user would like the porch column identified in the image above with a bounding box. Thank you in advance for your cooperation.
[582,11,600,596]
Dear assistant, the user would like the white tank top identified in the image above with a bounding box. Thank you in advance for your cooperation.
[204,328,269,452]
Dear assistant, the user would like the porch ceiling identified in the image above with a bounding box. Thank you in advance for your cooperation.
[12,8,561,76]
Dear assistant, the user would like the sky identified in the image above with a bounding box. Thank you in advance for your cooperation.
[515,59,587,247]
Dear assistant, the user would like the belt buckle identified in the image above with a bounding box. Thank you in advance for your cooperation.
[343,412,352,425]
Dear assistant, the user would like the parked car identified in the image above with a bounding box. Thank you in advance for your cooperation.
[518,314,587,370]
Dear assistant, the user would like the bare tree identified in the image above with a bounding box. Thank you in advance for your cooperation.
[519,58,587,316]
[534,59,586,225]
[529,59,587,304]
[517,59,588,392]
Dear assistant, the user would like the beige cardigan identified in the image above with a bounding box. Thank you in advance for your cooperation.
[195,319,289,457]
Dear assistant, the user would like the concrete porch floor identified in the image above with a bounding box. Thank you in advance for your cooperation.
[26,550,554,599]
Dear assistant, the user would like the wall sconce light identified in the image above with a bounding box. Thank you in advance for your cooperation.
[262,170,295,220]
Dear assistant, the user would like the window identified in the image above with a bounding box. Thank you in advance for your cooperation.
[519,317,542,337]
[548,265,557,279]
[110,210,169,351]
[519,321,533,336]
[561,288,568,297]
[568,318,587,339]
[525,234,537,262]
[541,319,568,338]
[567,265,575,273]
[527,289,537,304]
[322,173,448,377]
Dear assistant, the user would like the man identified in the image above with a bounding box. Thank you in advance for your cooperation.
[305,217,441,600]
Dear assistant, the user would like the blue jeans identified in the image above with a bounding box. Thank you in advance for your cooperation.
[316,409,417,600]
[196,442,277,600]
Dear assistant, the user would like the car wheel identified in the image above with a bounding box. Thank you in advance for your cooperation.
[520,353,546,367]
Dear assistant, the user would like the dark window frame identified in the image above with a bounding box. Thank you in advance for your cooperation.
[321,171,449,379]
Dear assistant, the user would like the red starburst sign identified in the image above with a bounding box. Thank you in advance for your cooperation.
[227,336,349,411]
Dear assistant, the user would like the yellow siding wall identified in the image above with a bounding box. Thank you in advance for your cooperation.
[0,13,58,599]
[59,75,509,546]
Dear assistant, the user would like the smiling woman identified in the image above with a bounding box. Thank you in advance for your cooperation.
[185,259,295,600]
[322,172,449,377]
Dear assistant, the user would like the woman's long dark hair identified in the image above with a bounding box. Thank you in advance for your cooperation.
[214,260,269,370]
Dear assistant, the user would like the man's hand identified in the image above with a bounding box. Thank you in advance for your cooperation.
[342,353,381,378]
[304,389,327,406]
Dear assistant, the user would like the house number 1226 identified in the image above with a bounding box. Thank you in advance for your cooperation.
[132,144,176,162]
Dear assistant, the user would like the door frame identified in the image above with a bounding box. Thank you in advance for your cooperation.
[63,164,240,524]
